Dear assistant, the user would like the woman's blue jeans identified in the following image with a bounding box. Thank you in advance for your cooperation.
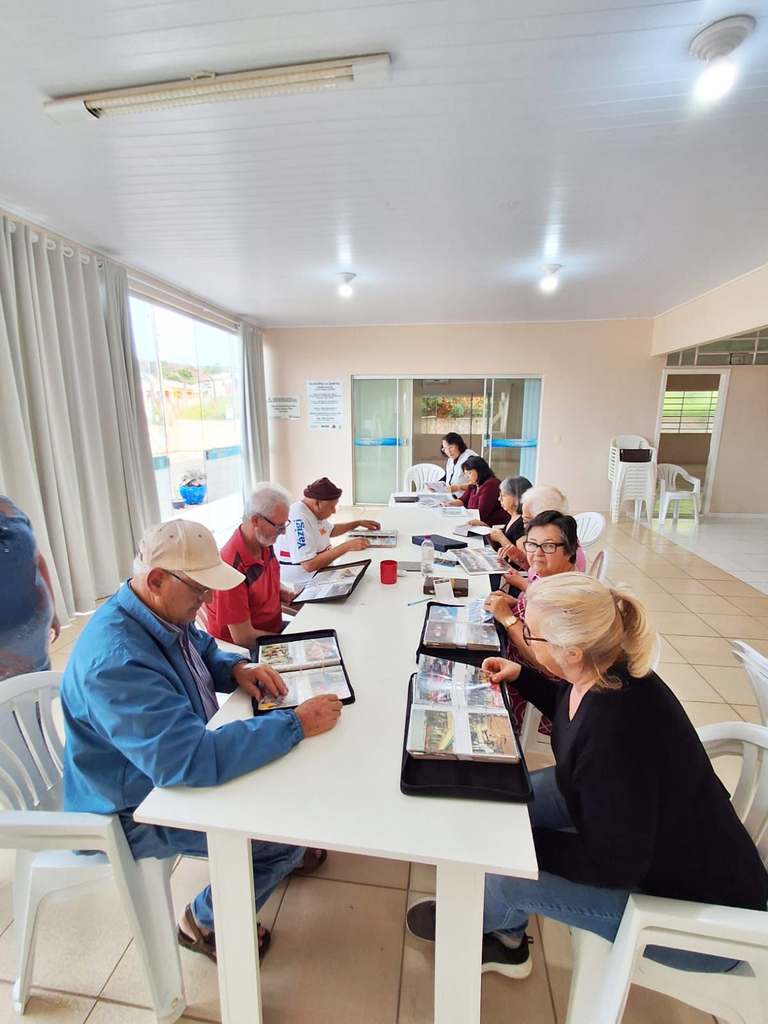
[483,767,740,973]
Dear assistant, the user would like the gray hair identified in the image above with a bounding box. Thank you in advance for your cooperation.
[521,485,569,517]
[243,482,292,522]
[500,475,533,501]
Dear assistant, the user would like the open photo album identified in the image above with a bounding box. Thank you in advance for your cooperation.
[454,548,508,575]
[255,634,353,710]
[349,528,398,547]
[406,658,519,763]
[291,560,369,604]
[422,603,501,651]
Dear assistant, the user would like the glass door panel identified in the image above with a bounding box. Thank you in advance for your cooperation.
[353,378,400,503]
[482,378,541,482]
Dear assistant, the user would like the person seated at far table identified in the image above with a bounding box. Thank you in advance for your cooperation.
[408,573,768,980]
[445,456,507,526]
[62,519,342,964]
[206,483,298,649]
[499,484,587,572]
[435,432,477,494]
[279,477,380,587]
[484,475,532,566]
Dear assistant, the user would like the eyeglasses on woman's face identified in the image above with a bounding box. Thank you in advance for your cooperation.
[523,540,565,554]
[522,621,549,646]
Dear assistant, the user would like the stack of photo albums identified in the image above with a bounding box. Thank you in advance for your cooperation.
[255,636,352,710]
[423,603,501,652]
[406,656,519,763]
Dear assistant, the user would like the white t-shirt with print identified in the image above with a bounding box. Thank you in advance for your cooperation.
[278,499,333,586]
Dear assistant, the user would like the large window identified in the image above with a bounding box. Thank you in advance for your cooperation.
[130,296,243,540]
[661,390,718,434]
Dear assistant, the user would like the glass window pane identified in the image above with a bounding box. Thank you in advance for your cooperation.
[680,347,696,365]
[666,352,681,366]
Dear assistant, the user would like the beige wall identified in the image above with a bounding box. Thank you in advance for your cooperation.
[710,367,768,514]
[652,265,768,356]
[263,321,664,512]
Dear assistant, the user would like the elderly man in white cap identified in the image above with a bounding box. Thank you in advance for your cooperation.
[62,520,341,963]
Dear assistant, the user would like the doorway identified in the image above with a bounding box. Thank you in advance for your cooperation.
[654,369,730,516]
[352,376,542,504]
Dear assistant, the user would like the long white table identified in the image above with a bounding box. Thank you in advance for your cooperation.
[136,506,537,1024]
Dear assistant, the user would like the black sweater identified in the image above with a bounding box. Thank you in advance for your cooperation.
[515,662,768,910]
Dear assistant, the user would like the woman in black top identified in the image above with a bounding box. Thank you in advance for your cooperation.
[407,573,768,979]
[486,475,531,563]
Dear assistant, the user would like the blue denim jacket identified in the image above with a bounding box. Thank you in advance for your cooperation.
[62,582,304,815]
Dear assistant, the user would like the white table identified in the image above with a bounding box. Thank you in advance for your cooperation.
[136,506,537,1024]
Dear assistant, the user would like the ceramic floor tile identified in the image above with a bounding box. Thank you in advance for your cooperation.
[81,1003,204,1023]
[656,579,716,596]
[734,704,762,724]
[409,863,437,894]
[0,851,16,937]
[663,636,739,667]
[713,580,767,598]
[698,614,768,640]
[726,596,768,616]
[657,664,723,703]
[734,638,768,657]
[684,565,740,581]
[311,851,410,889]
[258,877,405,1024]
[680,702,742,728]
[0,886,132,997]
[49,653,71,672]
[673,594,742,615]
[694,666,757,706]
[0,983,95,1023]
[647,613,717,638]
[634,592,689,613]
[399,906,555,1024]
[657,637,686,664]
[636,564,691,580]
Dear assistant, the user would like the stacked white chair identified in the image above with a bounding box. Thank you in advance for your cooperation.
[565,720,768,1024]
[657,463,702,525]
[575,512,606,549]
[732,641,768,726]
[608,435,657,525]
[403,463,444,491]
[0,672,185,1022]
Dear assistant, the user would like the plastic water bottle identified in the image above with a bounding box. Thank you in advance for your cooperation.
[421,536,435,575]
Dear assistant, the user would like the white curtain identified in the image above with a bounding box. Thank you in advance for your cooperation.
[239,321,270,493]
[0,215,159,620]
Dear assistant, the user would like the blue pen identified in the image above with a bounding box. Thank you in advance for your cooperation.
[407,597,431,607]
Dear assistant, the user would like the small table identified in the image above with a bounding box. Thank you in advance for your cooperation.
[136,506,537,1024]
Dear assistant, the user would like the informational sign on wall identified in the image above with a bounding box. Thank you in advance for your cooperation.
[267,395,301,420]
[307,380,343,430]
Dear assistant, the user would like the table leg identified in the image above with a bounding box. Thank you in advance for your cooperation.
[434,862,485,1024]
[208,831,263,1024]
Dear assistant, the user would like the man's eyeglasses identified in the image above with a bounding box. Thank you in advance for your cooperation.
[522,622,548,646]
[257,513,289,533]
[523,540,565,554]
[167,572,212,599]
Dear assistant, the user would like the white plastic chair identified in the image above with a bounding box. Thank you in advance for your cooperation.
[608,436,657,524]
[657,464,702,525]
[565,720,768,1024]
[588,550,609,584]
[732,641,768,726]
[0,672,185,1022]
[403,463,444,491]
[574,512,606,549]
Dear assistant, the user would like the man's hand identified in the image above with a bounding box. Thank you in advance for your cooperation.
[484,592,516,621]
[345,536,371,553]
[50,614,61,642]
[295,694,343,737]
[354,520,381,531]
[481,657,522,686]
[232,662,288,699]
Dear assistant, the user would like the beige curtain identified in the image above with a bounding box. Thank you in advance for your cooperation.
[0,215,159,619]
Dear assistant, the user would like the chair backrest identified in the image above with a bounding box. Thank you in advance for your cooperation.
[656,463,685,489]
[611,435,650,450]
[731,641,768,727]
[588,549,609,583]
[699,720,768,870]
[403,463,443,491]
[574,512,606,548]
[0,672,65,812]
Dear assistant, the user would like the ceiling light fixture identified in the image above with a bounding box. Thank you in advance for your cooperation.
[539,265,561,293]
[338,273,356,298]
[44,53,391,122]
[690,15,755,101]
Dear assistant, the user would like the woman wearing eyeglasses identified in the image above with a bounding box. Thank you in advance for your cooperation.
[407,573,768,978]
[438,433,477,493]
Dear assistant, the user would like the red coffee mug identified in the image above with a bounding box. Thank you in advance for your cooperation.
[380,559,397,585]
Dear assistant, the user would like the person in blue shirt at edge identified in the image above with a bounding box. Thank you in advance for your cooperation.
[62,519,342,964]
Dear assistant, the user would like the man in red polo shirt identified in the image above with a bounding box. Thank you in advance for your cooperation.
[207,483,296,647]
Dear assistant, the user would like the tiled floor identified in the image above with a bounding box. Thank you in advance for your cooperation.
[14,513,768,1023]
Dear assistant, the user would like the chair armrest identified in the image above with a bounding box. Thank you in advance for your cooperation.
[626,893,768,946]
[0,810,120,851]
[677,468,700,488]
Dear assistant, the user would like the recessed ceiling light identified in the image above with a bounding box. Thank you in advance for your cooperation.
[690,15,756,101]
[338,272,356,298]
[539,265,561,293]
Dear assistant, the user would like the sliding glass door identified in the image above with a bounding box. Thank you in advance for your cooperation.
[352,378,412,503]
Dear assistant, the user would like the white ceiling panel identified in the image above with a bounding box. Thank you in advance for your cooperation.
[1,0,767,325]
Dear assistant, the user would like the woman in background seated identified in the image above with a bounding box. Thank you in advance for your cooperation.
[485,475,532,565]
[504,484,586,571]
[0,496,59,681]
[447,456,507,526]
[438,433,477,493]
[407,573,767,980]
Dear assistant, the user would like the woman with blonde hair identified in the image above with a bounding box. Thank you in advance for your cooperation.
[408,573,768,979]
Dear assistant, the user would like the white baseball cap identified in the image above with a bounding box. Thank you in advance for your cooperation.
[137,520,244,591]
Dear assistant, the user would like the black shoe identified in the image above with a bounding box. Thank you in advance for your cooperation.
[406,899,533,980]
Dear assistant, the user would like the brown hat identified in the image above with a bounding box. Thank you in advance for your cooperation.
[303,477,343,501]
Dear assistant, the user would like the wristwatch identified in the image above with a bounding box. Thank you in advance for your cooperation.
[502,615,518,631]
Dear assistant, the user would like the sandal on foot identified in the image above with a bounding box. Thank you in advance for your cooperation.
[177,905,271,962]
[291,848,328,875]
